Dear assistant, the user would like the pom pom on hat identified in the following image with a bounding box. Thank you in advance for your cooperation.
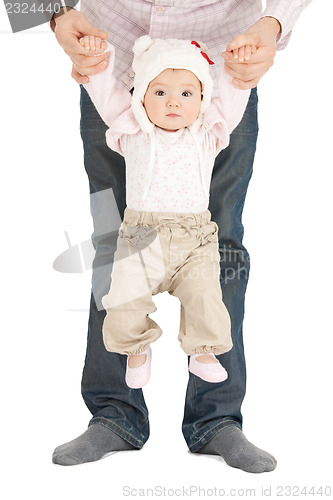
[133,35,154,56]
[131,37,214,133]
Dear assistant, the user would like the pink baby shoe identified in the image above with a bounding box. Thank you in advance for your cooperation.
[189,353,228,383]
[125,346,152,389]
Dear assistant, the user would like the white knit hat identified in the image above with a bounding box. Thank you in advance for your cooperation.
[131,36,214,133]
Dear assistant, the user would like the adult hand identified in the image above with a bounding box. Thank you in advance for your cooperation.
[54,9,110,84]
[222,16,281,89]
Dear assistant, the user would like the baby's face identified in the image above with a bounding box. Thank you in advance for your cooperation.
[143,69,202,131]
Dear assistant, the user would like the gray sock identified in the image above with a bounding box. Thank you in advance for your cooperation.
[197,425,277,473]
[52,423,136,466]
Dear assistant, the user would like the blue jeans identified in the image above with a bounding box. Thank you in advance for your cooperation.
[79,85,258,451]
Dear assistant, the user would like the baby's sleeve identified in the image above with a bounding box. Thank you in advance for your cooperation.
[83,42,140,155]
[204,65,251,153]
[83,42,132,128]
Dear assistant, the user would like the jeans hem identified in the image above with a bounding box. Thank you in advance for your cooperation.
[187,418,242,453]
[89,416,146,449]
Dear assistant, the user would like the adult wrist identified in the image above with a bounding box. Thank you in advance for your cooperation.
[260,16,282,38]
[50,5,76,33]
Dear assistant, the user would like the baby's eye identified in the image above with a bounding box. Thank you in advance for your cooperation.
[155,90,166,96]
[182,91,192,97]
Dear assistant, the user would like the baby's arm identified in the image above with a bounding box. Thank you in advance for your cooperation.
[81,36,132,128]
[206,61,251,151]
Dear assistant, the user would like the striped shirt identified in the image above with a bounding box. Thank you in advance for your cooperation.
[81,0,312,92]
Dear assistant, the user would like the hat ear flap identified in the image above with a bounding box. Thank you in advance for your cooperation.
[133,35,153,56]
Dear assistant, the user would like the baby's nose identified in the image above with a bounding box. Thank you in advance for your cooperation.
[167,97,180,107]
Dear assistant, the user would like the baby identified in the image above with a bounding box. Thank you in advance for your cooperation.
[81,35,251,389]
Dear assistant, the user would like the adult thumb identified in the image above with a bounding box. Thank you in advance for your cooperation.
[226,33,259,52]
[76,15,108,39]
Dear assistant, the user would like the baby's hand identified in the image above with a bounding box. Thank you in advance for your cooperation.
[79,35,107,54]
[229,44,257,63]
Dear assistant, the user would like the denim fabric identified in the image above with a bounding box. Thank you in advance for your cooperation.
[79,85,258,451]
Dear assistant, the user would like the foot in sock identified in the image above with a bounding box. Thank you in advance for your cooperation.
[52,423,136,466]
[197,425,277,473]
[189,353,228,383]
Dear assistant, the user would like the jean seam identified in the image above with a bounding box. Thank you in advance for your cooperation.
[89,416,145,448]
[189,418,241,451]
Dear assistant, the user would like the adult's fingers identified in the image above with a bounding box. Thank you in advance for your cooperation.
[71,58,110,80]
[71,65,90,84]
[231,76,260,90]
[67,50,110,70]
[224,61,269,89]
[225,33,260,53]
[225,60,268,80]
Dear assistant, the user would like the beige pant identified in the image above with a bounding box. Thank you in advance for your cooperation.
[102,208,232,356]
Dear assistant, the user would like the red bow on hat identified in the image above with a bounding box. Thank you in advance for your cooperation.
[191,41,215,65]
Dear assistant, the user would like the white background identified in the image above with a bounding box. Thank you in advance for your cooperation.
[0,1,332,498]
